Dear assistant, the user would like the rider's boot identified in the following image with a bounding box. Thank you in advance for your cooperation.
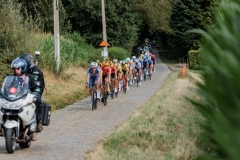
[32,132,37,141]
[38,119,43,132]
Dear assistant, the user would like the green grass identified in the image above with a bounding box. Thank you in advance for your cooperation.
[86,71,203,160]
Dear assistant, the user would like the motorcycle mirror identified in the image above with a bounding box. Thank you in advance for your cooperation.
[35,51,40,55]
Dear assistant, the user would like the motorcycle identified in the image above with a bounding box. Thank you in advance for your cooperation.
[0,75,38,153]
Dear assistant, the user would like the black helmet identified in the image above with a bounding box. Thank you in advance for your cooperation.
[11,58,28,74]
[19,53,34,67]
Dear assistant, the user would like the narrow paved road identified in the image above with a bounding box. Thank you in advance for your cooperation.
[0,48,171,160]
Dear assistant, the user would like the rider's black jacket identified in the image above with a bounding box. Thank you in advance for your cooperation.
[27,65,45,96]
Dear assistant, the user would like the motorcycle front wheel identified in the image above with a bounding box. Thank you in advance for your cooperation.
[5,128,16,154]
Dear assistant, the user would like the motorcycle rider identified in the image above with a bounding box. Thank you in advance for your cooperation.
[19,53,45,132]
[10,58,38,141]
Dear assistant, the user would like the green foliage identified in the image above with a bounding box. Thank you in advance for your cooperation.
[37,33,102,73]
[163,0,218,59]
[192,1,240,159]
[0,0,40,83]
[132,0,175,34]
[188,49,203,70]
[62,0,140,51]
[108,47,131,61]
[17,0,67,33]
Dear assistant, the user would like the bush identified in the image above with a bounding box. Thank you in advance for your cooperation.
[108,47,131,61]
[192,0,240,159]
[188,49,206,70]
[37,33,102,74]
[0,0,40,83]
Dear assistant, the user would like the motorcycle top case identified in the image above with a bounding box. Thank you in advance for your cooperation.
[41,103,51,126]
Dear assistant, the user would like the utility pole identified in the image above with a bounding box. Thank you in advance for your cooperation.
[54,0,60,73]
[101,0,108,59]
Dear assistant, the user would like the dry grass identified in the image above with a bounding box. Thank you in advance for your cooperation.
[42,66,88,110]
[86,71,203,160]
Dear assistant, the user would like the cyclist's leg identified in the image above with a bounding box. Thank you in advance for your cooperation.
[89,78,94,97]
[105,75,110,94]
[94,78,101,100]
[118,72,123,90]
[137,68,141,85]
[101,76,106,101]
[129,67,133,85]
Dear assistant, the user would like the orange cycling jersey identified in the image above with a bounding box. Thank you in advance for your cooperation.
[101,66,111,76]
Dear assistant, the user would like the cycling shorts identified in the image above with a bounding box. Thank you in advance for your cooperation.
[89,76,98,88]
[102,74,109,80]
[134,67,140,74]
[152,59,156,65]
[122,70,127,76]
[111,73,116,79]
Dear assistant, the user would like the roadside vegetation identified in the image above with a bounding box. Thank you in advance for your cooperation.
[86,70,204,159]
[1,0,239,159]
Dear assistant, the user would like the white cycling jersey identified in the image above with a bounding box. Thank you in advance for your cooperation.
[133,61,142,69]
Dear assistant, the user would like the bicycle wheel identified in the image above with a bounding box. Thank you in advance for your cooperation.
[137,77,140,87]
[111,88,114,99]
[94,90,98,110]
[91,90,96,111]
[103,91,108,106]
[123,78,127,93]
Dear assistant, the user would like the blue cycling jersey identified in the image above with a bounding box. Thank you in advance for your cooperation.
[87,67,100,77]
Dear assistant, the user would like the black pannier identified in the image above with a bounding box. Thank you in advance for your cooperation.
[41,103,51,126]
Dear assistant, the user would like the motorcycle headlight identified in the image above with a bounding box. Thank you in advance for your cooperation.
[0,99,24,109]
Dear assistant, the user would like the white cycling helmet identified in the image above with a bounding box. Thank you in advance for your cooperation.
[113,58,118,63]
[132,56,136,60]
[135,59,139,63]
[90,62,97,68]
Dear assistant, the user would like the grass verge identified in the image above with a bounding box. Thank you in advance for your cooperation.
[86,71,203,160]
[42,66,89,110]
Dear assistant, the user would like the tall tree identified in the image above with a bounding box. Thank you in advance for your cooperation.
[17,0,66,33]
[62,0,140,50]
[132,0,175,34]
[162,0,218,59]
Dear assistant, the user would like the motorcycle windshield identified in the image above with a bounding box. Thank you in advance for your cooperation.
[1,76,30,101]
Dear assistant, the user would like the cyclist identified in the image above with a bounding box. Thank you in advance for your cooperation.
[117,61,123,91]
[110,61,117,93]
[121,60,129,90]
[86,62,101,103]
[147,56,154,76]
[112,59,119,94]
[128,60,134,86]
[142,56,149,80]
[101,61,111,98]
[150,53,156,73]
[132,59,142,85]
[138,54,145,80]
[96,60,103,95]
